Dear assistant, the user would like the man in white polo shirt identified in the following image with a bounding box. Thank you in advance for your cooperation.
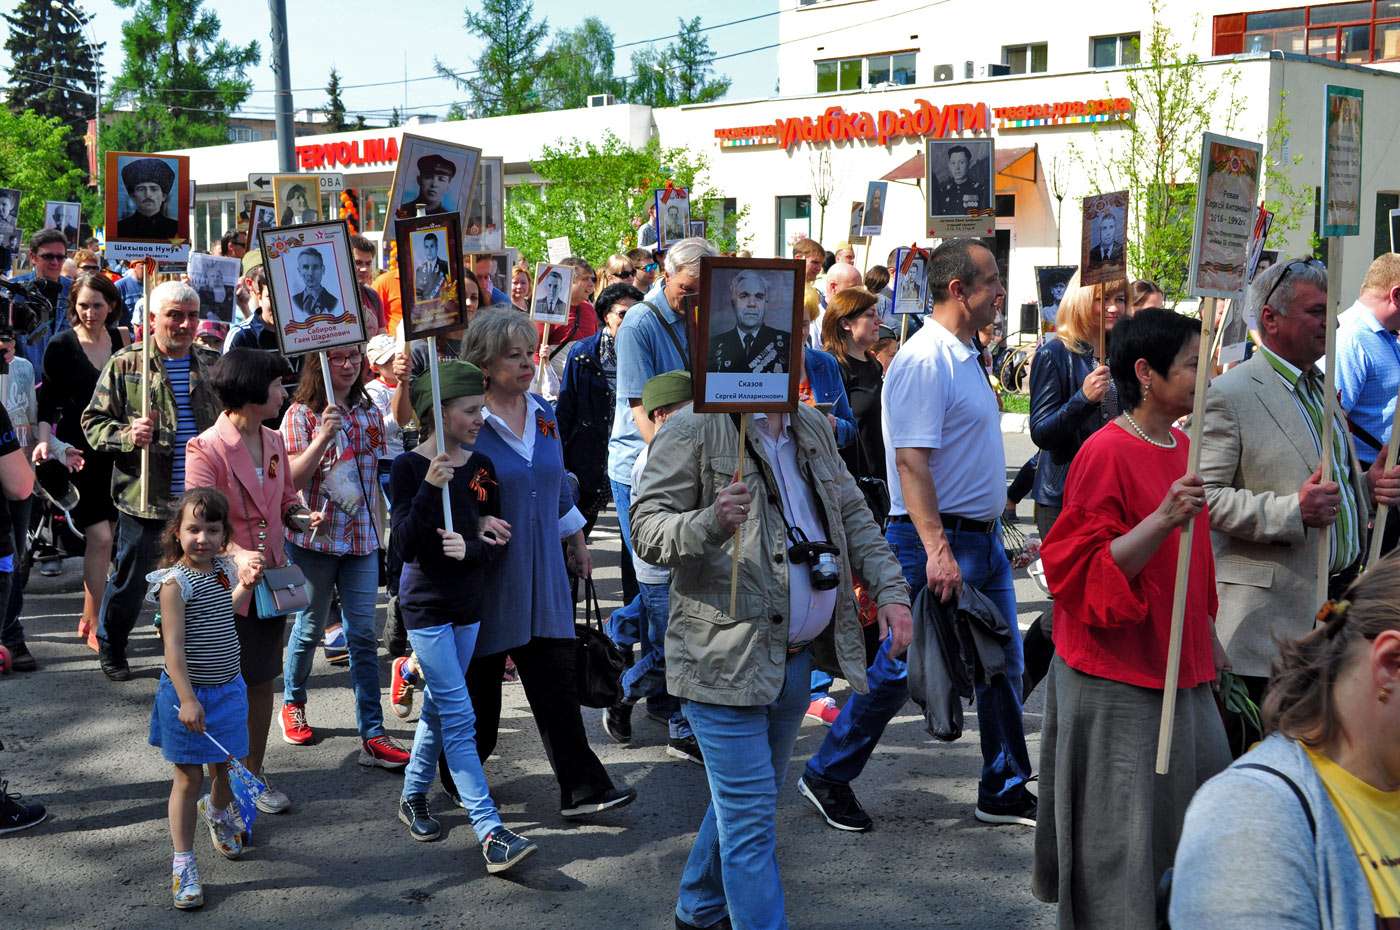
[798,238,1036,833]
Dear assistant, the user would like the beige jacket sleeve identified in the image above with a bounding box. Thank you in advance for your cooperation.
[630,415,728,568]
[1199,384,1307,546]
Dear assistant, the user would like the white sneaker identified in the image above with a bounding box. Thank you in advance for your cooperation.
[171,861,204,910]
[254,775,291,814]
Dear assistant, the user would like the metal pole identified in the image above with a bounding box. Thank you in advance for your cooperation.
[268,0,296,173]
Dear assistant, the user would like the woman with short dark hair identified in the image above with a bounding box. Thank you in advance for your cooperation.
[1172,556,1400,928]
[185,348,318,815]
[1033,309,1232,929]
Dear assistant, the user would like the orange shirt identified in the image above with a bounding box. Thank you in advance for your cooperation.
[373,268,402,337]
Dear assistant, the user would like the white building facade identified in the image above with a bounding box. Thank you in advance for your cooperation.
[175,0,1400,333]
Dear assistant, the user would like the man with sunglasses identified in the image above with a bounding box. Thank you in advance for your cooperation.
[627,248,658,293]
[1200,256,1400,751]
[12,229,72,371]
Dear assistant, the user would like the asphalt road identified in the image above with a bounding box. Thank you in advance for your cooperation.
[0,431,1053,930]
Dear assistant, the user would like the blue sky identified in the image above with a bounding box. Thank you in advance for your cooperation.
[10,0,780,122]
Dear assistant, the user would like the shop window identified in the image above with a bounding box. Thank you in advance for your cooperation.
[360,186,389,233]
[1091,33,1140,67]
[1376,192,1399,257]
[1214,3,1400,62]
[776,195,811,258]
[1003,43,1048,74]
[995,194,1016,218]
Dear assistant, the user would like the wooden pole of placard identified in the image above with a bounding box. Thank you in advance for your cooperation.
[1316,237,1345,605]
[426,335,453,534]
[899,313,910,347]
[318,351,346,460]
[138,258,154,513]
[1154,295,1218,776]
[728,416,749,620]
[1368,392,1400,569]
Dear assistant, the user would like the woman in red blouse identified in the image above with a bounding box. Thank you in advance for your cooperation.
[1031,309,1231,929]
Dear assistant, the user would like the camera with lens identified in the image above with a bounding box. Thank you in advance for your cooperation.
[787,527,841,591]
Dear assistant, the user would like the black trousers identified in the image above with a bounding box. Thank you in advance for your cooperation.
[465,637,614,807]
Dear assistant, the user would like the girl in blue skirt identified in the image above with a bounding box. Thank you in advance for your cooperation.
[147,488,261,909]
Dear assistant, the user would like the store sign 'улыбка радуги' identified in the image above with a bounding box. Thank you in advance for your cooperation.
[714,97,1133,150]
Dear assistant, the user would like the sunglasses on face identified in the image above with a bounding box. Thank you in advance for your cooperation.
[79,264,99,272]
[36,252,65,262]
[645,263,658,273]
[1261,258,1325,312]
[616,269,635,278]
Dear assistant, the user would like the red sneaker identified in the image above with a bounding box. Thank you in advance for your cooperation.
[359,735,410,769]
[279,701,314,745]
[806,697,841,726]
[390,656,416,719]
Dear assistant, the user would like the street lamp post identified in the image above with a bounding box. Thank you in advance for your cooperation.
[50,0,101,189]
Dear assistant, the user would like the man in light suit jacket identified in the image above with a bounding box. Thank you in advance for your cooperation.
[1199,257,1400,711]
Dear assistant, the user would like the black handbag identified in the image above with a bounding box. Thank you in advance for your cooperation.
[856,474,891,529]
[575,577,626,709]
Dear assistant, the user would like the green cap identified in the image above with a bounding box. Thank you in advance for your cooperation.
[241,248,263,275]
[642,371,692,416]
[412,359,485,427]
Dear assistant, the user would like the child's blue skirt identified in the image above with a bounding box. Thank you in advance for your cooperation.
[149,672,249,766]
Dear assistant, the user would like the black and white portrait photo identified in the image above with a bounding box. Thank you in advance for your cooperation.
[847,200,866,244]
[387,134,480,243]
[113,156,179,240]
[247,199,276,245]
[275,177,320,226]
[1080,190,1129,286]
[463,155,503,252]
[891,247,929,315]
[927,139,993,218]
[1035,265,1079,326]
[689,220,707,238]
[44,200,80,247]
[189,252,242,323]
[652,188,691,251]
[0,188,19,236]
[861,181,888,236]
[259,220,365,356]
[695,257,804,412]
[531,263,573,326]
[395,213,465,339]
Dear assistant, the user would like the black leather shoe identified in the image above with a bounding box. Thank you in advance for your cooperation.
[98,644,130,682]
[676,915,733,930]
[6,641,36,672]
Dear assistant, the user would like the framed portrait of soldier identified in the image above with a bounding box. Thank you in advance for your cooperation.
[0,188,19,238]
[246,199,276,246]
[189,252,242,323]
[395,212,466,340]
[1035,266,1079,327]
[861,181,888,236]
[1080,191,1129,286]
[462,155,503,252]
[653,188,691,251]
[530,263,574,326]
[689,219,708,239]
[40,200,78,251]
[847,201,867,246]
[890,247,930,315]
[103,150,191,261]
[257,220,366,357]
[693,256,803,413]
[273,176,322,227]
[926,138,995,238]
[386,134,481,245]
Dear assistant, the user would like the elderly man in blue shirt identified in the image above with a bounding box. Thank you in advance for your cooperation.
[1335,253,1400,552]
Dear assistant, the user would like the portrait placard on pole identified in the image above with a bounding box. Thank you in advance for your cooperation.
[1321,85,1363,238]
[396,213,466,340]
[1034,266,1079,329]
[1079,191,1129,286]
[654,187,691,251]
[1187,133,1263,300]
[257,220,368,358]
[462,155,504,253]
[385,134,481,247]
[103,151,191,263]
[860,181,888,237]
[925,138,995,239]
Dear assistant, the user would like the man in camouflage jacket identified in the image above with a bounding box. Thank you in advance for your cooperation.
[82,281,220,680]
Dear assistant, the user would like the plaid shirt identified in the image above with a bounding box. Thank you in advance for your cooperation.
[281,398,385,557]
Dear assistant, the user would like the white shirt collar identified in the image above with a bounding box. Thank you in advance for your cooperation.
[483,392,544,461]
[927,316,976,362]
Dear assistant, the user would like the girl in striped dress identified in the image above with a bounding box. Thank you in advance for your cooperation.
[147,488,261,910]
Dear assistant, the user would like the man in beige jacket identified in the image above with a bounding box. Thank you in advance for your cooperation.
[632,398,908,930]
[1200,256,1400,732]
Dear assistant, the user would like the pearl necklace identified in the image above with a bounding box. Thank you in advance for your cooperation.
[1122,412,1177,449]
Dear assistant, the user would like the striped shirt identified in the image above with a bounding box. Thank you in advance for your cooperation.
[149,557,241,687]
[1259,345,1361,571]
[165,355,199,494]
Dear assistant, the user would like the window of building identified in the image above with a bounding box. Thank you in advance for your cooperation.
[1376,192,1399,257]
[1214,3,1400,61]
[776,195,811,257]
[1003,43,1048,74]
[1091,33,1141,67]
[816,51,916,92]
[227,126,262,143]
[995,194,1016,218]
[359,186,390,233]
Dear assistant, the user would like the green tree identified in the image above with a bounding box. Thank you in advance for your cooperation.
[436,0,548,117]
[103,0,260,154]
[0,108,91,233]
[507,132,745,263]
[322,67,348,132]
[625,17,731,107]
[388,107,402,127]
[4,0,103,173]
[537,17,620,111]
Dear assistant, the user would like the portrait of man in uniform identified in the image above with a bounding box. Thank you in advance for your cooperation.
[413,231,450,300]
[115,157,179,240]
[0,189,18,235]
[402,155,457,216]
[930,142,991,217]
[386,136,479,245]
[45,201,80,247]
[289,246,340,324]
[861,181,888,235]
[1080,190,1129,286]
[707,269,790,375]
[651,187,691,250]
[1035,265,1079,326]
[190,252,241,323]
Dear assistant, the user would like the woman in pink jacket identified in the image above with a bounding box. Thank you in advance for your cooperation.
[185,348,321,816]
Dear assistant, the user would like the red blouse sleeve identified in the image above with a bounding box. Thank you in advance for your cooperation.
[1041,502,1151,629]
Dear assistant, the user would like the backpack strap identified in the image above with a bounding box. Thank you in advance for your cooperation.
[645,301,690,373]
[1236,763,1317,839]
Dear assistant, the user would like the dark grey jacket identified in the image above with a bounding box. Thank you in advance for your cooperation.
[907,582,1013,742]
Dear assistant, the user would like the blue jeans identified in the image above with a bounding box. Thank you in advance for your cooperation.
[282,544,385,740]
[806,520,1031,805]
[96,512,163,654]
[617,581,690,740]
[677,650,812,930]
[401,621,503,843]
[609,478,638,607]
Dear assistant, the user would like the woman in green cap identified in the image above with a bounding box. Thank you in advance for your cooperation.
[388,359,537,875]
